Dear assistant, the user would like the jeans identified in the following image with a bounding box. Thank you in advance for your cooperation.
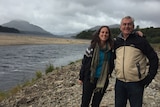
[81,78,109,107]
[115,79,144,107]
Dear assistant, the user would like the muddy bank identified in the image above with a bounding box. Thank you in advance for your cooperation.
[0,33,90,45]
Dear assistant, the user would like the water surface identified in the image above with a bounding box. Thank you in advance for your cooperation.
[0,44,88,91]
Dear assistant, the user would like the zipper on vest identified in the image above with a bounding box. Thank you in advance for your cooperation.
[123,40,126,81]
[136,62,141,79]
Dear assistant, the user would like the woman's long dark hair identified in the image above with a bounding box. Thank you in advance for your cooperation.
[90,26,113,48]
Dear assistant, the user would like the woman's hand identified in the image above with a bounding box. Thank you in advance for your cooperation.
[77,80,83,85]
[136,31,143,37]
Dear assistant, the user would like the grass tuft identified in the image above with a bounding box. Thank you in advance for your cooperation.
[45,63,54,74]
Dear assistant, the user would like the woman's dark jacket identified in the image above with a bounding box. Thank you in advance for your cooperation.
[79,47,114,82]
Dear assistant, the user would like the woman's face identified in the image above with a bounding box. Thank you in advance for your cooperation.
[99,27,109,42]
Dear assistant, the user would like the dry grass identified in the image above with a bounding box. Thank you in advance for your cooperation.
[0,33,90,45]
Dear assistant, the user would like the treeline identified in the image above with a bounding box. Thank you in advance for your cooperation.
[76,27,160,44]
[141,27,160,43]
[0,26,20,33]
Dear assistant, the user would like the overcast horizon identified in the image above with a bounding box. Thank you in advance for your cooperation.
[0,0,160,35]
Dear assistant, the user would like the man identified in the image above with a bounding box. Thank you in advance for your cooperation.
[114,16,159,107]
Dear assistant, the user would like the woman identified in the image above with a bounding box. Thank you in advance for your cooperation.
[78,26,114,107]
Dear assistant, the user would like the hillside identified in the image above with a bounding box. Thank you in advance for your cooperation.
[58,24,120,38]
[0,26,20,33]
[76,27,160,43]
[2,20,54,36]
[0,54,160,107]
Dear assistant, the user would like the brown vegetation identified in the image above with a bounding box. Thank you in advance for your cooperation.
[0,33,90,46]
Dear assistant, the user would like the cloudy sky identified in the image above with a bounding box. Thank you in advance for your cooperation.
[0,0,160,35]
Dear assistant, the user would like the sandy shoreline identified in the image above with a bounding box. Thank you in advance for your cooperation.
[0,33,90,46]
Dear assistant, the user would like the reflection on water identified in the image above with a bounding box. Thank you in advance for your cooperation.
[0,44,88,91]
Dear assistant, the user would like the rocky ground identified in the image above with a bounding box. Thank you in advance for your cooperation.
[0,53,159,107]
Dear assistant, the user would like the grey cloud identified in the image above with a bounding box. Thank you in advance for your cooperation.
[0,0,160,34]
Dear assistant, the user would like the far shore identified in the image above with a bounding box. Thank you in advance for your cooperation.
[0,33,90,46]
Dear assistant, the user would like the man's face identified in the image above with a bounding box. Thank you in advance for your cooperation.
[120,18,134,36]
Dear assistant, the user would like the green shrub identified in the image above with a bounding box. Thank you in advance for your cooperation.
[150,37,160,43]
[9,85,21,95]
[45,63,54,74]
[69,61,74,65]
[0,92,8,101]
[35,71,42,79]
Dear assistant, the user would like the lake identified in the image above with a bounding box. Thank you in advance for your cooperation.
[0,44,88,91]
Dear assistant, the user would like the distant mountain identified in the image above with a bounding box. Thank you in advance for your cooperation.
[61,24,120,38]
[2,20,55,36]
[109,24,120,28]
[58,32,80,38]
[89,24,120,31]
[75,24,121,39]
